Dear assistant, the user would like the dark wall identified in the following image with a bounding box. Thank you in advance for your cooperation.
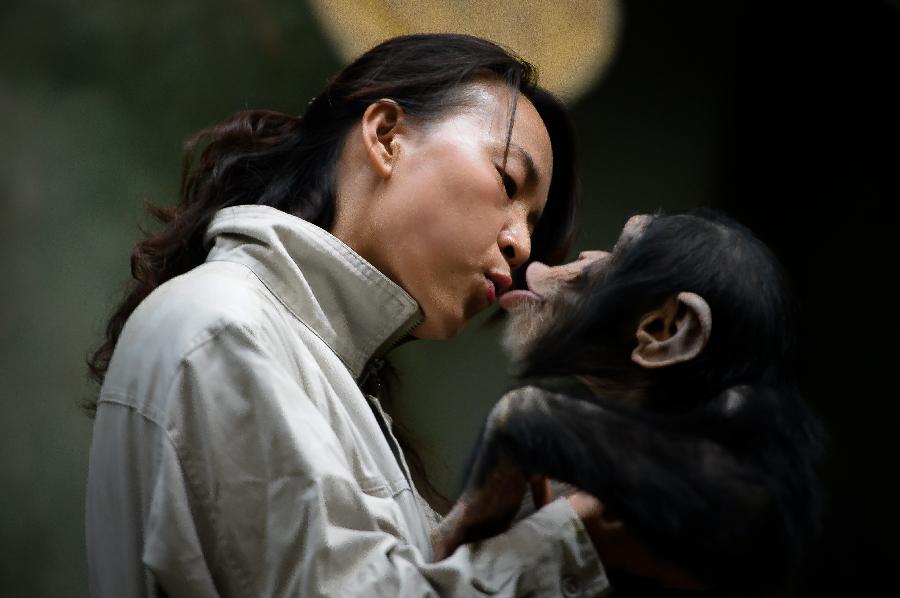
[713,2,898,595]
[1,1,894,596]
[574,1,897,594]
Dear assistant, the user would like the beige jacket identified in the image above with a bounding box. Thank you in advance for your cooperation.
[86,205,609,597]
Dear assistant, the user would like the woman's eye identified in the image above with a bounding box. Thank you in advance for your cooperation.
[501,172,518,198]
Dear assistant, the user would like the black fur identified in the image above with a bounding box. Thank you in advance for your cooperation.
[462,210,825,595]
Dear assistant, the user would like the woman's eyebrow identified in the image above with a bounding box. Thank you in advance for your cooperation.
[507,143,539,186]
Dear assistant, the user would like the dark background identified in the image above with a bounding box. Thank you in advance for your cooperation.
[1,1,895,596]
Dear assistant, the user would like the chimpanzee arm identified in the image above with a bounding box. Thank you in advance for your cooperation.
[461,385,780,587]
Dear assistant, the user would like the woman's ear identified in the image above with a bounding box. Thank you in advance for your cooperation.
[360,99,403,179]
[631,292,712,369]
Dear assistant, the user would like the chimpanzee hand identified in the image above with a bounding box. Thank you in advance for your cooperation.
[563,486,710,591]
[431,459,530,561]
[433,473,709,592]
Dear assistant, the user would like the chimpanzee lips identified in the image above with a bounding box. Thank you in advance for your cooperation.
[498,289,542,310]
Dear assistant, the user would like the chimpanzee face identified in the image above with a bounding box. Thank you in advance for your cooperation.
[499,214,654,360]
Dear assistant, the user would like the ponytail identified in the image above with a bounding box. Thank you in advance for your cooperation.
[86,109,330,394]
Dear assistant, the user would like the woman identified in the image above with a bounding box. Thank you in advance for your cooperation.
[85,34,609,597]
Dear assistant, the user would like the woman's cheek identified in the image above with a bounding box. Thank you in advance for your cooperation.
[451,174,507,239]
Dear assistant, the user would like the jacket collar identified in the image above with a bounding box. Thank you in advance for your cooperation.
[204,205,422,380]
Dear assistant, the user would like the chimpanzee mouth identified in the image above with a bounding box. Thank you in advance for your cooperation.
[498,289,543,310]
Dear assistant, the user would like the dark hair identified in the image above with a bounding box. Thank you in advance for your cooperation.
[86,33,578,509]
[521,208,799,407]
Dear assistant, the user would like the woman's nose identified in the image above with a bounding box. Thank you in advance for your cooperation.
[499,223,531,270]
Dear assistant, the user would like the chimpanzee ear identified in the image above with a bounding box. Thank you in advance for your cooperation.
[631,292,712,369]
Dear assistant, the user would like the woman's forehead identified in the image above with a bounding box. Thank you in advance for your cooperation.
[415,81,553,199]
[446,81,551,151]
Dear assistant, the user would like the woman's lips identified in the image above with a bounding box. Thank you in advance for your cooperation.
[484,272,512,306]
[485,277,496,305]
[498,289,542,311]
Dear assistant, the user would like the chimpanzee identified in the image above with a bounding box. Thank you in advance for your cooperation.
[432,210,825,597]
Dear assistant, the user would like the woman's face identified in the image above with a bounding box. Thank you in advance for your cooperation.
[352,82,554,339]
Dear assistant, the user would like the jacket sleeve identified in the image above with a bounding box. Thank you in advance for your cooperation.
[141,323,610,597]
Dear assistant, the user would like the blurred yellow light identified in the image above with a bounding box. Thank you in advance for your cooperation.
[309,0,621,103]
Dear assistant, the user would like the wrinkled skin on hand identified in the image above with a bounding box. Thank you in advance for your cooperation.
[431,460,529,562]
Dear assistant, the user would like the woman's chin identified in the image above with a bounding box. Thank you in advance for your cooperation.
[409,315,464,340]
[409,297,487,340]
